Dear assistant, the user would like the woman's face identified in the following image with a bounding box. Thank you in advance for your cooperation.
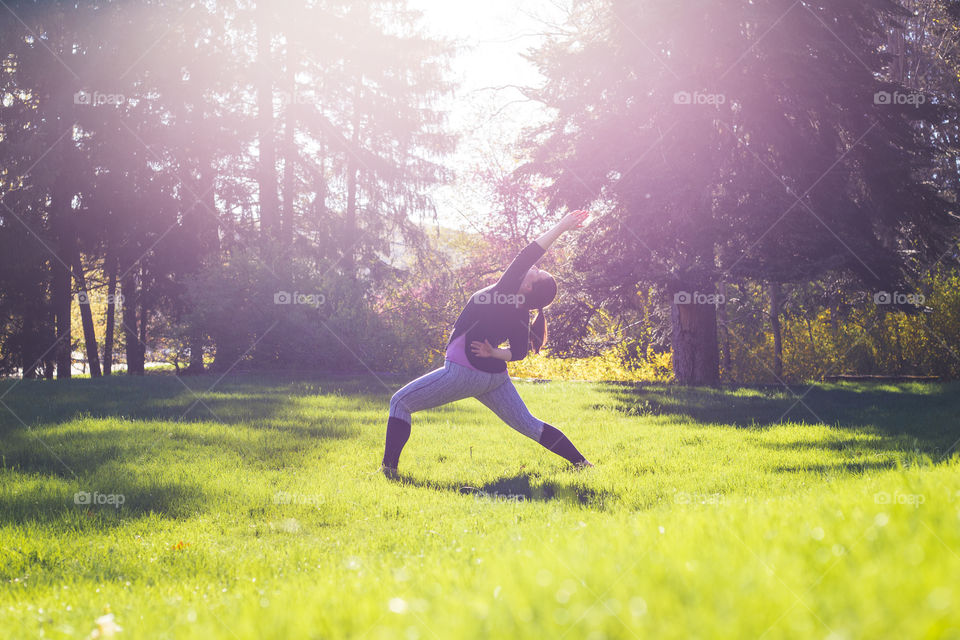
[519,267,551,296]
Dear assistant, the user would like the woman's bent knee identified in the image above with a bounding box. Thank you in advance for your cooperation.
[389,392,411,422]
[509,412,544,442]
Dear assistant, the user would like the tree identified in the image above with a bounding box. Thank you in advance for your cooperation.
[513,0,957,384]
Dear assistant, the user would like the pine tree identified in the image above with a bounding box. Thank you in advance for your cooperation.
[516,0,957,384]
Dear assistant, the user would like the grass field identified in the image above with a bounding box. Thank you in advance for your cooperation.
[1,373,959,639]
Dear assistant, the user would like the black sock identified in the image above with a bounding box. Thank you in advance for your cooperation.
[382,416,411,469]
[538,423,587,465]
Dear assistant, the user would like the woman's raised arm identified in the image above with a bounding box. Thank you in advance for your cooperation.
[492,210,591,295]
[534,210,590,251]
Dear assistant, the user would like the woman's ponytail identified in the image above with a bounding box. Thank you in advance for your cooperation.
[525,274,557,354]
[530,308,547,353]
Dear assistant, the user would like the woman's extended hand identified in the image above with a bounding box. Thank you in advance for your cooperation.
[535,209,592,251]
[559,209,590,232]
[470,339,495,358]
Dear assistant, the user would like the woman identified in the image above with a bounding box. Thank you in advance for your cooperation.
[380,210,593,478]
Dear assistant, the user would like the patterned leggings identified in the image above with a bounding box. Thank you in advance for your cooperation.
[389,360,546,442]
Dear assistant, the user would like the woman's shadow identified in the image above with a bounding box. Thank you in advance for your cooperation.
[390,471,608,507]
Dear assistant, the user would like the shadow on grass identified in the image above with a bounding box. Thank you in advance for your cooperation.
[0,373,366,477]
[394,472,610,508]
[770,460,897,474]
[0,473,210,526]
[0,371,394,435]
[1,417,356,482]
[595,381,960,459]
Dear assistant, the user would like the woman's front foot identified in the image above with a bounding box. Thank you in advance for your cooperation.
[380,464,400,480]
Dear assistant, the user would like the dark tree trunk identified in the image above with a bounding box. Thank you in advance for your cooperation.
[138,302,149,365]
[73,255,101,377]
[46,7,74,380]
[42,302,56,380]
[211,339,242,373]
[344,112,360,276]
[768,282,783,380]
[104,251,117,376]
[20,308,40,379]
[256,0,278,248]
[280,45,296,253]
[671,296,720,385]
[185,160,220,375]
[121,270,145,375]
[51,182,73,379]
[187,334,205,375]
[717,280,731,378]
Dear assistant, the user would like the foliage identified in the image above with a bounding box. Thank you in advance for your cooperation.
[509,344,672,382]
[719,266,960,383]
[180,249,416,374]
[0,0,456,377]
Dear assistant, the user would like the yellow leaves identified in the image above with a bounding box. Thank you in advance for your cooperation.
[508,347,672,382]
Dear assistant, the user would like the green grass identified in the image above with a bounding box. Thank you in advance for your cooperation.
[1,373,959,639]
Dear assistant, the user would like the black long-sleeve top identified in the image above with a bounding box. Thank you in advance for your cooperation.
[446,241,546,373]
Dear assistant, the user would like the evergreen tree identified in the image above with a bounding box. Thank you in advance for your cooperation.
[515,0,957,384]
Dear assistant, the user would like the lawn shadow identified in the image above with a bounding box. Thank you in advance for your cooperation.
[0,371,394,435]
[1,417,355,482]
[0,379,288,430]
[395,472,611,508]
[770,460,897,474]
[0,472,210,527]
[595,381,960,459]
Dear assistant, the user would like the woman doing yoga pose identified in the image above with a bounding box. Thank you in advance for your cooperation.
[380,210,593,478]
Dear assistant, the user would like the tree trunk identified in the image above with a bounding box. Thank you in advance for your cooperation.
[187,334,205,375]
[121,270,145,375]
[51,183,73,379]
[256,0,278,248]
[768,281,783,380]
[717,280,731,379]
[344,110,360,276]
[280,43,296,253]
[887,17,905,85]
[20,307,40,379]
[185,159,220,375]
[73,254,102,377]
[671,295,720,385]
[138,301,149,368]
[42,304,56,379]
[46,6,75,380]
[104,251,117,375]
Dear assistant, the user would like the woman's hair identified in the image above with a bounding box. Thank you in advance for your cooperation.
[523,275,558,353]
